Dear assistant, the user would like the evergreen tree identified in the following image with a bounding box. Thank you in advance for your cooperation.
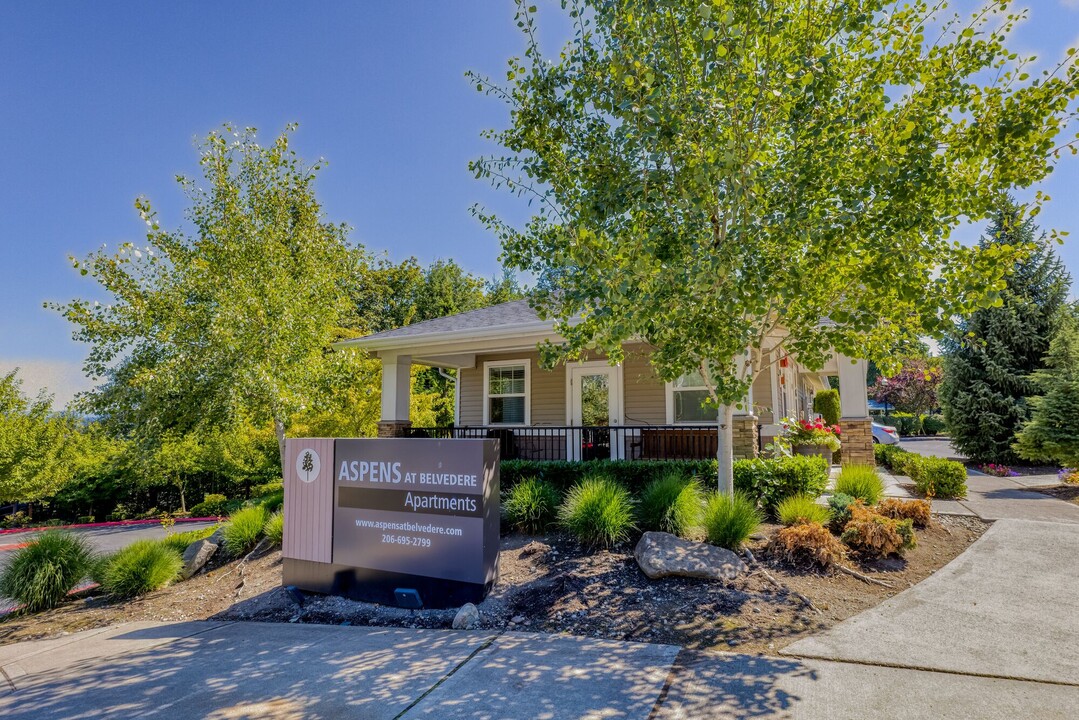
[940,202,1070,463]
[1014,309,1079,468]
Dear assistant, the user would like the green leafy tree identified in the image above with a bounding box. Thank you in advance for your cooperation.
[51,125,367,472]
[470,0,1079,490]
[1015,310,1079,467]
[0,369,83,505]
[941,203,1071,463]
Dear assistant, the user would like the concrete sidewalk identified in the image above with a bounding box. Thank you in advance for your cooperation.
[2,619,1075,719]
[784,519,1079,686]
[870,465,1079,523]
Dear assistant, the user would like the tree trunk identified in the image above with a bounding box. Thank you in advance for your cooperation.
[716,404,734,495]
[274,416,287,479]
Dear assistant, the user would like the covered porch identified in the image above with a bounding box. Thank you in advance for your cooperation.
[340,300,875,465]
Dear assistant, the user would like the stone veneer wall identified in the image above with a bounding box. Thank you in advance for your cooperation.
[732,415,759,461]
[839,418,873,465]
[377,420,412,438]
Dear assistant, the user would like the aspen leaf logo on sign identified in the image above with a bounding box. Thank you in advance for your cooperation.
[296,448,320,483]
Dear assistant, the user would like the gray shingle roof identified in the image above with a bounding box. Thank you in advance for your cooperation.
[352,299,544,342]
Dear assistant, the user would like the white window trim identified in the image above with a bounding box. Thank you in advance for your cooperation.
[482,359,531,426]
[664,374,716,425]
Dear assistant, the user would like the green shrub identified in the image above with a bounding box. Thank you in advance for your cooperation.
[813,389,842,425]
[703,492,762,550]
[733,455,830,510]
[909,456,967,499]
[250,480,283,497]
[873,444,889,465]
[835,465,884,505]
[889,449,920,477]
[99,540,183,598]
[189,493,229,517]
[255,489,284,513]
[160,526,217,555]
[921,414,947,436]
[827,493,858,530]
[501,459,718,494]
[558,476,636,548]
[637,472,705,536]
[0,531,94,612]
[883,412,922,436]
[264,510,284,547]
[775,494,831,526]
[503,477,561,533]
[223,505,269,555]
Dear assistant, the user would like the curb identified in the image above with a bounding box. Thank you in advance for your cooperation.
[0,517,221,537]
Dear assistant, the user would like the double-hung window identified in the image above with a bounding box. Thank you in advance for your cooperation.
[484,361,529,425]
[667,369,717,423]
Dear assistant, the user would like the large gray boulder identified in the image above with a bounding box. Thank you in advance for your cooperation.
[634,531,748,581]
[180,538,219,580]
[452,602,480,630]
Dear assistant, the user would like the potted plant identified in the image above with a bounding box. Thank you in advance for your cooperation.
[781,417,842,464]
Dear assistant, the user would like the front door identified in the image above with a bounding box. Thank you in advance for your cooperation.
[569,363,621,460]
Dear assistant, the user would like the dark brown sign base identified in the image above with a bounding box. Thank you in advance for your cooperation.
[283,557,495,609]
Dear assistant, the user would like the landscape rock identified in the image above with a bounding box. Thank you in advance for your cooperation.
[207,527,228,547]
[452,603,480,630]
[180,538,219,580]
[634,531,748,581]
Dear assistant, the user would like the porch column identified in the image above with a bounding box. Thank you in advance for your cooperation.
[837,354,873,465]
[378,354,412,438]
[732,382,758,459]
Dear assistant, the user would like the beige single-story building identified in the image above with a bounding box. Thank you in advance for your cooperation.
[338,300,874,464]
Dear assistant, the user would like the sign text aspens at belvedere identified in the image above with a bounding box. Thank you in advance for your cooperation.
[331,439,497,587]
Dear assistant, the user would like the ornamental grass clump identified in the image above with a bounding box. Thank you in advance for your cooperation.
[264,510,284,547]
[503,477,562,533]
[703,492,762,551]
[834,465,885,505]
[875,498,931,528]
[160,526,217,555]
[637,471,705,536]
[223,505,269,555]
[840,504,916,557]
[767,522,847,570]
[775,493,831,527]
[0,531,94,613]
[99,540,183,598]
[558,476,636,548]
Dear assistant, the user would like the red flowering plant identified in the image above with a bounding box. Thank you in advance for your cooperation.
[781,417,842,452]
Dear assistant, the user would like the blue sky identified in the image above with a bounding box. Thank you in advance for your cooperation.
[1,2,1078,404]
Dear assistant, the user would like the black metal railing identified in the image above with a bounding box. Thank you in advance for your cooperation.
[406,424,722,462]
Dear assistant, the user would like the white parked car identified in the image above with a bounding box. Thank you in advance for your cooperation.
[872,422,900,445]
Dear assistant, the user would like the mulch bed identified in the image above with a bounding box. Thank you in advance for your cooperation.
[1,514,987,654]
[1035,485,1079,506]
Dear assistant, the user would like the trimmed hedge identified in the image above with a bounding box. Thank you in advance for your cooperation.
[189,493,228,517]
[907,456,968,499]
[875,444,919,475]
[812,389,841,425]
[921,414,947,436]
[502,459,717,494]
[502,457,827,514]
[733,455,830,511]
